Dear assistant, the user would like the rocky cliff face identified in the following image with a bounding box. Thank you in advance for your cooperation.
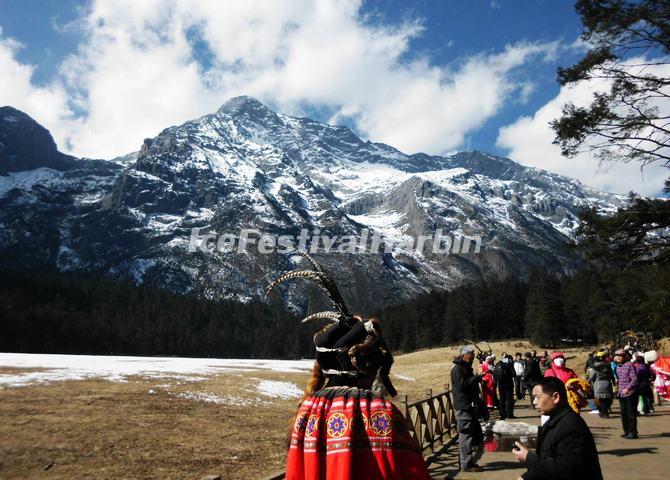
[0,97,623,313]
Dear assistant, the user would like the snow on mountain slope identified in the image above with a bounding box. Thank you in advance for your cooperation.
[0,97,624,312]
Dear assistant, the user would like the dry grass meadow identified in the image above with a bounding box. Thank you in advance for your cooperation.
[0,341,661,479]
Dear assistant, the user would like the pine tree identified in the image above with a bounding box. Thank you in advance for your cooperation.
[524,272,566,346]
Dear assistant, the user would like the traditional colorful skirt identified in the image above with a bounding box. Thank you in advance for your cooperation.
[285,387,431,480]
[652,359,670,400]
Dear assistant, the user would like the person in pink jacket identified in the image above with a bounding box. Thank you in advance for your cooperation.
[544,352,578,384]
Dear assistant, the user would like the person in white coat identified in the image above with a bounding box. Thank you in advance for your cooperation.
[514,352,526,400]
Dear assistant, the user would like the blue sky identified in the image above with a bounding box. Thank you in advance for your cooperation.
[360,0,583,147]
[0,0,666,195]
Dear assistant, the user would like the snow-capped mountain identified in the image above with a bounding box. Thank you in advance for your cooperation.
[0,98,623,312]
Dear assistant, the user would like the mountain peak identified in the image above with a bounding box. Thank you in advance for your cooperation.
[1,105,32,122]
[0,106,74,173]
[217,96,271,116]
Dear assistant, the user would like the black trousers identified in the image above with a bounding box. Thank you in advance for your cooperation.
[597,397,612,417]
[639,385,654,413]
[514,375,524,400]
[498,384,515,419]
[619,393,639,436]
[524,380,535,399]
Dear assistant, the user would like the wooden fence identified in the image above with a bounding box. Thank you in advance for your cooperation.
[400,385,458,455]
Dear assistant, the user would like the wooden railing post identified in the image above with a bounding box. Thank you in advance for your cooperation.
[401,384,457,456]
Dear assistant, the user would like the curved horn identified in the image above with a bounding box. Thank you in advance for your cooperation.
[301,311,342,323]
[266,270,327,295]
[266,269,351,317]
[462,339,484,353]
[292,249,325,273]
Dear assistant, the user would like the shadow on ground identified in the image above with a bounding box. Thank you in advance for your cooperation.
[426,441,460,479]
[598,447,658,456]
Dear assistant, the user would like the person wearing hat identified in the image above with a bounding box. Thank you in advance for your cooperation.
[589,351,614,418]
[614,349,639,439]
[451,345,485,472]
[268,252,431,479]
[544,352,585,413]
[634,352,654,415]
[544,352,578,384]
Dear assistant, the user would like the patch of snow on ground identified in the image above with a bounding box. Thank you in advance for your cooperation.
[0,353,314,388]
[172,391,272,406]
[257,380,302,399]
[392,374,416,381]
[174,391,228,404]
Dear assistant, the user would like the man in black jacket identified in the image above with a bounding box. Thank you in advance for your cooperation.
[494,355,516,419]
[451,345,484,472]
[512,377,603,480]
[523,352,542,406]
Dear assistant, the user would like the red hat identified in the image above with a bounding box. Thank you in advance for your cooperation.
[551,351,565,360]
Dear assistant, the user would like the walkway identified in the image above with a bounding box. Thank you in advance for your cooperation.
[427,400,670,480]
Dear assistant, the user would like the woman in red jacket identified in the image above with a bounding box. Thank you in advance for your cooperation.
[544,351,586,412]
[479,355,497,409]
[544,352,578,384]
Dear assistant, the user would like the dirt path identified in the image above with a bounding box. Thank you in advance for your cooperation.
[431,400,670,480]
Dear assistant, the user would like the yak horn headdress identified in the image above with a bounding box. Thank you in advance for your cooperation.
[266,250,354,325]
[267,250,397,397]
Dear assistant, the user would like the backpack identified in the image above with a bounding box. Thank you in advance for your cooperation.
[492,362,505,382]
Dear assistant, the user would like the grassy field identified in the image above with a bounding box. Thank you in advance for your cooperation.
[0,341,663,479]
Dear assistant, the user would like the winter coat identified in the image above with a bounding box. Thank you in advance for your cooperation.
[521,406,603,480]
[523,358,543,386]
[589,361,614,399]
[493,360,516,387]
[480,362,497,408]
[544,365,578,384]
[514,360,525,377]
[451,358,481,410]
[616,361,638,398]
[544,353,578,385]
[634,362,652,390]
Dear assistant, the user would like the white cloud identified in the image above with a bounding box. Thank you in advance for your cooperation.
[18,0,656,200]
[0,29,76,151]
[1,0,559,160]
[496,61,669,196]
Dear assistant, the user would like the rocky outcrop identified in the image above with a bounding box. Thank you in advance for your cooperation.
[0,107,76,173]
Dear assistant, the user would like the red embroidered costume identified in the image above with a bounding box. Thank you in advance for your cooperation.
[267,251,431,480]
[286,387,430,480]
